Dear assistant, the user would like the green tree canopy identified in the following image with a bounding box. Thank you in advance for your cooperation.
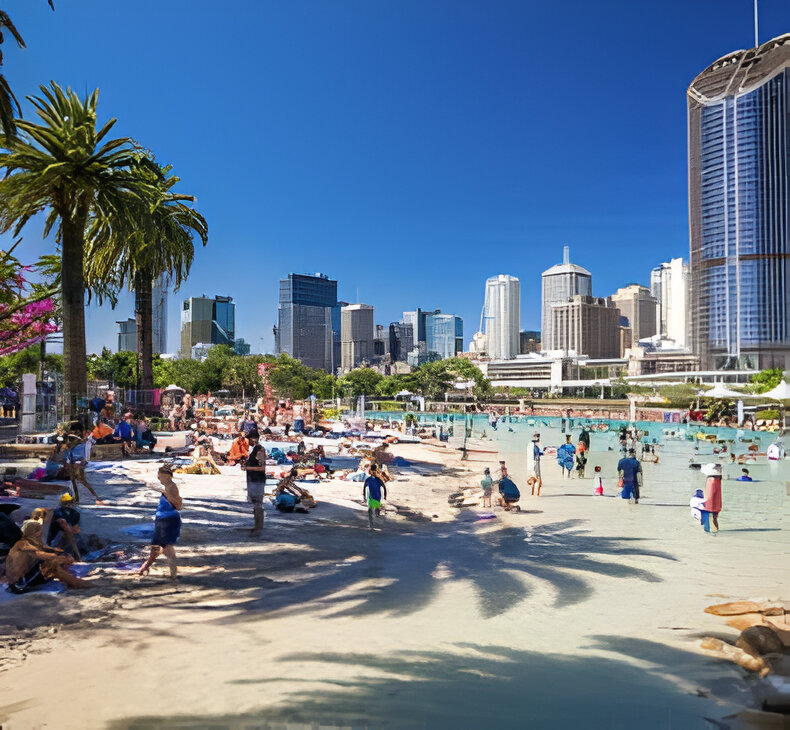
[337,368,383,398]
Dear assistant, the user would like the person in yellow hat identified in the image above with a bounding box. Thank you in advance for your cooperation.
[47,493,82,558]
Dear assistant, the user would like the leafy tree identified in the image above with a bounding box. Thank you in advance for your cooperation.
[313,372,336,400]
[86,348,138,389]
[0,345,61,388]
[167,358,204,395]
[0,83,157,411]
[337,368,382,398]
[375,375,403,398]
[750,368,783,394]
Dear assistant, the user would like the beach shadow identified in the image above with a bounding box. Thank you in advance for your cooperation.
[107,641,735,729]
[142,516,678,624]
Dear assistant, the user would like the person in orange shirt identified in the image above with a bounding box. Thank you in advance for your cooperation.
[226,432,249,466]
[91,419,114,444]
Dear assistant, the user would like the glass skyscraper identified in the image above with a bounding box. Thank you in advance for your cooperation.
[275,273,340,372]
[688,34,790,369]
[425,313,463,360]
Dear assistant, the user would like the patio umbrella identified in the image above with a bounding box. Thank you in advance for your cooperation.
[761,380,790,401]
[700,384,745,399]
[163,384,185,392]
[759,380,790,430]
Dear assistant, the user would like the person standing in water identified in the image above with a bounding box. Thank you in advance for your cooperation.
[557,434,576,479]
[701,463,722,533]
[530,433,543,496]
[363,464,387,529]
[617,448,642,503]
[139,465,183,580]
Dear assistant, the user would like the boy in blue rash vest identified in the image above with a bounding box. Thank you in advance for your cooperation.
[363,464,387,529]
[617,448,642,503]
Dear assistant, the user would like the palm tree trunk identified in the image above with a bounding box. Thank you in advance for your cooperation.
[135,273,154,391]
[60,206,88,415]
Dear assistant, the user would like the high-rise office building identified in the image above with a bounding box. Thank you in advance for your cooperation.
[152,274,168,355]
[341,304,375,371]
[650,258,688,346]
[275,273,340,372]
[610,284,657,344]
[117,318,137,352]
[425,313,463,359]
[519,330,541,354]
[541,246,592,352]
[402,309,440,348]
[180,295,235,357]
[484,275,520,360]
[550,296,621,359]
[688,33,790,369]
[387,322,414,362]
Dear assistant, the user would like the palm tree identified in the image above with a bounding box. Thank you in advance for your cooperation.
[0,82,157,411]
[87,157,208,390]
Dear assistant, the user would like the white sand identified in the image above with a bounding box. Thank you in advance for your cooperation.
[0,440,787,729]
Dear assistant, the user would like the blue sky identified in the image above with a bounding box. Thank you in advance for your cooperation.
[3,0,788,354]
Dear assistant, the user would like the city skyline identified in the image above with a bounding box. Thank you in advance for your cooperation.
[2,2,787,357]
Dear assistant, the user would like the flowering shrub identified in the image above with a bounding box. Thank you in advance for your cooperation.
[0,247,59,356]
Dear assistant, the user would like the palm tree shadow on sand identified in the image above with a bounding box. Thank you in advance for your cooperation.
[109,639,747,729]
[167,516,677,623]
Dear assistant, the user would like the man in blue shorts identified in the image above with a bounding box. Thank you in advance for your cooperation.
[617,448,642,503]
[363,464,387,529]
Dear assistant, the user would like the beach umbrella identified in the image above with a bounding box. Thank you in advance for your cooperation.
[761,380,790,401]
[163,384,185,392]
[700,384,745,399]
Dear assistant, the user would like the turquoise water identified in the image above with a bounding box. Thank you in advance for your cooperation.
[367,410,788,531]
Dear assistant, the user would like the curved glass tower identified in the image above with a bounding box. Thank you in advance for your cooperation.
[688,34,790,370]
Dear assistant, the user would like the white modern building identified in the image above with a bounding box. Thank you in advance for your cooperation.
[650,258,688,347]
[484,274,520,360]
[541,246,592,351]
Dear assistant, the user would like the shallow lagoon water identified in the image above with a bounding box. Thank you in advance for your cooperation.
[369,411,788,531]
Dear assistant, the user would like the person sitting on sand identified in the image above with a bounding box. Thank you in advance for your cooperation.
[363,464,387,529]
[5,519,89,594]
[480,468,494,508]
[91,418,115,445]
[736,468,753,482]
[169,403,185,431]
[497,476,521,511]
[138,465,183,581]
[226,432,249,466]
[47,493,83,558]
[113,411,137,454]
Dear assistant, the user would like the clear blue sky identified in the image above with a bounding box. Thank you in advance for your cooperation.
[3,0,788,354]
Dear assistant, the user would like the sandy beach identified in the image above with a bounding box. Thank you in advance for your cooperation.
[0,438,788,729]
